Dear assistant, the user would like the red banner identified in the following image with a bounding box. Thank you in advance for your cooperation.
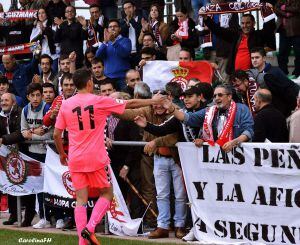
[0,42,36,56]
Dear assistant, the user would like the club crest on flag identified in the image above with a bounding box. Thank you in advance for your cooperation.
[143,61,213,92]
[109,196,126,223]
[62,171,75,196]
[171,66,189,90]
[5,152,27,185]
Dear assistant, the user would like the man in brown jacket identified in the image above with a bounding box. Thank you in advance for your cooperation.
[119,97,187,239]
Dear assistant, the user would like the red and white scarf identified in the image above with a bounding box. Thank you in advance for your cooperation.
[150,20,162,47]
[202,101,237,146]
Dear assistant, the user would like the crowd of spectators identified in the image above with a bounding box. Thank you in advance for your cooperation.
[0,0,300,242]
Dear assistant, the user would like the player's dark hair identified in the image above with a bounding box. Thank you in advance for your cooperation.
[72,68,92,90]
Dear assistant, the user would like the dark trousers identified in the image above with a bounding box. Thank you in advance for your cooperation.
[7,194,36,223]
[278,32,300,77]
[140,154,157,224]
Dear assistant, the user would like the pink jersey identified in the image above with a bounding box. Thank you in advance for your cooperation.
[55,93,126,172]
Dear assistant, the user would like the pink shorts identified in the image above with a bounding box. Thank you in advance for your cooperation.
[70,165,112,191]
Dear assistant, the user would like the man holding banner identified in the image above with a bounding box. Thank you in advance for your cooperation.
[164,84,254,152]
[53,68,165,245]
[198,2,276,75]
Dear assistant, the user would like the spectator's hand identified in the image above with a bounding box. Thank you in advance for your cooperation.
[32,74,41,84]
[77,16,87,28]
[0,138,2,146]
[198,9,208,20]
[90,15,95,25]
[138,59,146,68]
[50,105,60,120]
[34,126,45,136]
[222,140,236,153]
[266,3,273,8]
[210,62,219,70]
[69,51,76,63]
[125,9,134,22]
[105,137,113,150]
[103,28,110,43]
[119,165,129,180]
[54,17,64,26]
[59,152,68,166]
[109,31,116,42]
[152,91,166,105]
[22,130,32,140]
[134,115,147,128]
[144,140,157,155]
[141,18,150,32]
[194,138,204,148]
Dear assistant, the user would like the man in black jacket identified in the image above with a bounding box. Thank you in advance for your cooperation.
[199,11,276,74]
[120,1,143,67]
[248,47,299,117]
[253,88,289,142]
[85,4,108,48]
[0,93,29,226]
[54,5,87,68]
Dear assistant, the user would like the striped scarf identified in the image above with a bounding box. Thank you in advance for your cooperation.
[202,101,237,146]
[150,20,162,47]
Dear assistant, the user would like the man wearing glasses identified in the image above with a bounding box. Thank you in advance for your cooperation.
[163,84,254,152]
[96,19,132,91]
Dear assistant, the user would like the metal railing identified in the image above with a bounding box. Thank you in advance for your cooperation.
[23,140,147,146]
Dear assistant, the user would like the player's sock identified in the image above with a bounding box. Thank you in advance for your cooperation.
[86,197,111,233]
[75,205,88,245]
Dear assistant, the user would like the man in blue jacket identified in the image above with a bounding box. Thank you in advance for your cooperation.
[0,54,39,104]
[96,19,132,91]
[163,84,254,152]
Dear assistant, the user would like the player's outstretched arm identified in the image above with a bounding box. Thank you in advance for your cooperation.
[125,94,165,109]
[53,128,68,166]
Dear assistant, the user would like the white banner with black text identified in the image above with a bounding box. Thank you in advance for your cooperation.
[177,142,300,245]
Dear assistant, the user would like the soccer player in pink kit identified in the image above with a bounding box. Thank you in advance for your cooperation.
[53,68,165,245]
